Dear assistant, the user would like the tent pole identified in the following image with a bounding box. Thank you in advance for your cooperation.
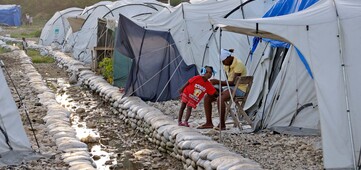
[332,0,357,168]
[217,28,223,140]
[0,63,41,152]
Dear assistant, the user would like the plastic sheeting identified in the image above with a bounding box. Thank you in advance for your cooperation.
[0,5,21,26]
[115,14,197,102]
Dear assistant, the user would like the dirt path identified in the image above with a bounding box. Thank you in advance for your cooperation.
[1,49,183,169]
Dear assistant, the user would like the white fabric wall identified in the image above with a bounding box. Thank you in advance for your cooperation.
[211,0,361,168]
[39,7,83,46]
[72,0,163,63]
[0,68,31,152]
[136,0,275,76]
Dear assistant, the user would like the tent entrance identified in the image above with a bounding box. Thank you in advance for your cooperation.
[113,50,132,88]
[269,47,288,89]
[92,18,115,72]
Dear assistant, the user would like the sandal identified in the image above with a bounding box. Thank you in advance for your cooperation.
[196,124,214,129]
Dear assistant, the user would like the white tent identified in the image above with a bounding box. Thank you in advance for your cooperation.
[62,1,114,53]
[132,0,276,76]
[243,41,319,133]
[211,0,361,168]
[39,7,83,46]
[0,65,33,164]
[68,0,168,63]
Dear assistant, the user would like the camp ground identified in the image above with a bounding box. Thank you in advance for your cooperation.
[1,0,360,169]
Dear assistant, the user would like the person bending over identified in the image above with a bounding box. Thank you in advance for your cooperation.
[178,66,218,127]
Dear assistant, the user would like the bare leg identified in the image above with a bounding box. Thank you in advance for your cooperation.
[178,102,186,123]
[198,94,216,129]
[184,106,192,122]
[217,91,231,129]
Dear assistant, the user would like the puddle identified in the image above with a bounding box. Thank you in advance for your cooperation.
[54,78,116,169]
[47,78,182,170]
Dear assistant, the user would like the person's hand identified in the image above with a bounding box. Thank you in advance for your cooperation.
[210,79,219,85]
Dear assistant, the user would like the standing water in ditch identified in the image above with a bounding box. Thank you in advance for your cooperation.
[39,63,183,169]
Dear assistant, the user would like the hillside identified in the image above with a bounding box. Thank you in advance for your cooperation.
[0,0,170,21]
[0,0,117,20]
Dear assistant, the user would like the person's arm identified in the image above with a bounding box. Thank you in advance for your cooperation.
[178,81,189,94]
[227,72,242,86]
[209,72,241,86]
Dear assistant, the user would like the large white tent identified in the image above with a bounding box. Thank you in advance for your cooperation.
[67,0,168,63]
[211,0,361,168]
[132,0,276,75]
[0,64,33,164]
[39,7,83,46]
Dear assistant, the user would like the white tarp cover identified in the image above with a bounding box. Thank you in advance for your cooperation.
[135,0,275,75]
[39,7,83,46]
[0,68,32,154]
[70,0,166,63]
[211,0,361,168]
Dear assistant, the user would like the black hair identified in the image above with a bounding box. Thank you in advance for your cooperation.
[204,66,213,72]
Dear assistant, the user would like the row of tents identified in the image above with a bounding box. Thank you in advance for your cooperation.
[39,0,361,169]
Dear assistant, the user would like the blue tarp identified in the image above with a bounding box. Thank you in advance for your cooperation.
[251,0,318,78]
[0,5,21,26]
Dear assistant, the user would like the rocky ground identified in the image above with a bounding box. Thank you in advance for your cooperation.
[146,101,324,170]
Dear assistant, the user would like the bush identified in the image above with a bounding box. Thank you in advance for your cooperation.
[99,57,113,84]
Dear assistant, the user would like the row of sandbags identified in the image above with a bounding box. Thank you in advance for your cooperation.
[0,40,96,170]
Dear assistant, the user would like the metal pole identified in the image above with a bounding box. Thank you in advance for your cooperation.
[332,0,356,168]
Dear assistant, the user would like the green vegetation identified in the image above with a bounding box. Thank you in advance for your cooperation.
[0,48,10,53]
[11,29,42,38]
[99,57,113,84]
[27,49,54,63]
[170,0,182,6]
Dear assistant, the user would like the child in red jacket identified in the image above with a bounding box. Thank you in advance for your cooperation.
[178,66,218,127]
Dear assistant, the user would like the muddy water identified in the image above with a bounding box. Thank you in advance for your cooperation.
[44,76,182,170]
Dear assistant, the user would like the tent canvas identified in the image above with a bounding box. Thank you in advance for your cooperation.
[0,65,34,165]
[39,7,83,46]
[0,5,21,26]
[211,0,361,168]
[115,14,198,102]
[115,0,276,102]
[69,0,166,63]
[224,0,321,135]
[134,0,276,76]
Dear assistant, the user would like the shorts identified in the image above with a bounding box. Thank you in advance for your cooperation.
[221,86,245,97]
[181,93,198,109]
